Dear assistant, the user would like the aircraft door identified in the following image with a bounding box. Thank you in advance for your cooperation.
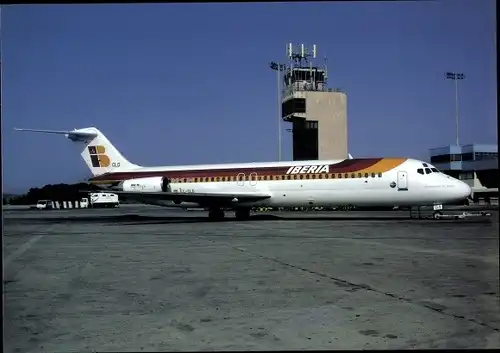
[397,171,408,191]
[249,172,258,187]
[236,173,245,187]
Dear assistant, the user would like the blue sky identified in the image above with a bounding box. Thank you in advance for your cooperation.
[2,0,497,193]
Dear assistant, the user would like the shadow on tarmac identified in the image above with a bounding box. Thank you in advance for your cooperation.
[4,213,494,226]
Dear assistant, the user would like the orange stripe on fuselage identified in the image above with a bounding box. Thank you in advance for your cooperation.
[357,158,407,174]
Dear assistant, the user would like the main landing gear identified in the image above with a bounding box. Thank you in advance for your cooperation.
[235,208,251,221]
[207,207,251,221]
[208,208,225,221]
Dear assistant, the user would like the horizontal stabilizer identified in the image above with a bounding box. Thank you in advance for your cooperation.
[14,128,98,141]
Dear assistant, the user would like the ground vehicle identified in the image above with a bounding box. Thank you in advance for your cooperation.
[80,192,119,208]
[36,200,54,210]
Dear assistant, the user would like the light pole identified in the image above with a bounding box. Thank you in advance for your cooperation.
[269,61,287,161]
[445,72,465,146]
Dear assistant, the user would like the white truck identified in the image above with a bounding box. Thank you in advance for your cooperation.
[80,192,119,208]
[36,200,54,210]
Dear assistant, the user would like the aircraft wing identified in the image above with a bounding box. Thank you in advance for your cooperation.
[80,190,271,207]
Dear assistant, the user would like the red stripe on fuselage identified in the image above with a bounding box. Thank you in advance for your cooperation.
[88,158,382,182]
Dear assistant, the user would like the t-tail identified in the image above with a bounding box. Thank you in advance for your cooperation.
[14,127,140,176]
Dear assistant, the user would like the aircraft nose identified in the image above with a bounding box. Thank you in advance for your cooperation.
[457,180,472,199]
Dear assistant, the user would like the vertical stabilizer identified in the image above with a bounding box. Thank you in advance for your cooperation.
[15,127,140,176]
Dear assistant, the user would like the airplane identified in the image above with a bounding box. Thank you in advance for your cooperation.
[14,127,472,220]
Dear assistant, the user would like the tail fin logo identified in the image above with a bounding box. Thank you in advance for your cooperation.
[88,145,111,168]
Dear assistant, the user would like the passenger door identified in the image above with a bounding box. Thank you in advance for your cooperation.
[249,172,258,187]
[236,173,245,187]
[397,171,408,191]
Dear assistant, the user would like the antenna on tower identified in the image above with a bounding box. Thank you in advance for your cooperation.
[282,43,329,99]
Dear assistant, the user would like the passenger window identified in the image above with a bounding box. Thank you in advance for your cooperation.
[338,174,342,178]
[351,173,355,178]
[344,173,349,178]
[318,174,322,179]
[364,173,369,178]
[306,174,310,179]
[311,174,316,179]
[425,168,431,174]
[417,168,424,175]
[378,173,382,177]
[371,173,375,178]
[358,173,362,178]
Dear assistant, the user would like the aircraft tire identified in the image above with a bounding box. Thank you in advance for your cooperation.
[208,208,225,221]
[433,211,443,219]
[235,208,251,221]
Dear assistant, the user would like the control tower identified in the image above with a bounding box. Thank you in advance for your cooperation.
[281,43,348,161]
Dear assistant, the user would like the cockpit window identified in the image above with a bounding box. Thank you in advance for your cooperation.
[417,168,424,175]
[431,168,438,173]
[425,168,431,174]
[422,163,428,167]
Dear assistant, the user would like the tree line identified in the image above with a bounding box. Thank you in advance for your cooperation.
[4,183,102,205]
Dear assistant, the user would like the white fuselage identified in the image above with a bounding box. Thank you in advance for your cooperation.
[15,127,470,211]
[100,158,471,209]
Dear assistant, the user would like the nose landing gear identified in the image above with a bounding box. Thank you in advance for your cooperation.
[433,210,443,219]
[409,204,444,220]
[432,204,443,219]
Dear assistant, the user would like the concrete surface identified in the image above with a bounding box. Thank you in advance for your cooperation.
[3,206,499,352]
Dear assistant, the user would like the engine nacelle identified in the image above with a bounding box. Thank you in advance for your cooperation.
[120,177,170,192]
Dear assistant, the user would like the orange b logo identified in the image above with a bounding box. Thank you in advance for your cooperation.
[88,145,110,168]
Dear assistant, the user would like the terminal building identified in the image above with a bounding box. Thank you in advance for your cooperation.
[429,143,498,200]
[279,43,348,161]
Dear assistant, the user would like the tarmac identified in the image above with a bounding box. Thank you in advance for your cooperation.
[3,205,500,352]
